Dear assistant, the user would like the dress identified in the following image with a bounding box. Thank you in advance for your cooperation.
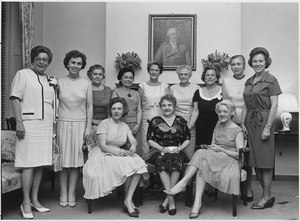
[193,86,222,146]
[222,76,248,124]
[57,76,91,168]
[82,118,149,199]
[170,83,200,159]
[243,71,282,168]
[112,87,142,156]
[139,82,169,160]
[92,86,112,124]
[10,69,54,167]
[189,122,243,195]
[147,116,190,173]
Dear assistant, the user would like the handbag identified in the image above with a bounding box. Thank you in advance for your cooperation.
[52,123,63,172]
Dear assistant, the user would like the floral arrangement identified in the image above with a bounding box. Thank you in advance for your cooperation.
[201,50,230,73]
[114,52,142,72]
[47,76,58,89]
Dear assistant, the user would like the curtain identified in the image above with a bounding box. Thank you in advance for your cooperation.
[19,2,34,68]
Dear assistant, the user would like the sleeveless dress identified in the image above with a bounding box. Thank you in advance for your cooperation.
[82,118,149,199]
[170,83,200,159]
[189,122,243,195]
[193,87,222,146]
[139,82,168,160]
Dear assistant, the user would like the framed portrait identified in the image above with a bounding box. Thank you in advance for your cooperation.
[148,14,197,71]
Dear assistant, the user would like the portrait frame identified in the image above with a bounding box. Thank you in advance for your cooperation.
[148,14,197,71]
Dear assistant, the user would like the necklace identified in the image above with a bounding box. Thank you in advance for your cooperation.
[67,74,80,81]
[233,74,245,80]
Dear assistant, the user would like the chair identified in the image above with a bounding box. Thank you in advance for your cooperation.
[6,117,16,130]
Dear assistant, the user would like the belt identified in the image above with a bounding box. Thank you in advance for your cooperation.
[248,109,269,128]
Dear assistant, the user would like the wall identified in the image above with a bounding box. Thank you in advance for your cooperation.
[105,2,241,88]
[35,2,106,79]
[241,3,298,97]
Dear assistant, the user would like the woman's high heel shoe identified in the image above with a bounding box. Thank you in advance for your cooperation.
[189,205,202,219]
[31,203,50,212]
[123,203,139,218]
[158,204,168,213]
[20,204,34,219]
[251,197,275,209]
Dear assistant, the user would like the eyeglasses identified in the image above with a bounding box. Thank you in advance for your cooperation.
[34,57,49,63]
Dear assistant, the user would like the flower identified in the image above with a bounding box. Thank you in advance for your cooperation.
[48,76,58,89]
[114,52,142,72]
[201,50,230,73]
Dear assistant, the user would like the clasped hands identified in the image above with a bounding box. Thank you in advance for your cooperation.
[206,144,224,153]
[161,146,180,155]
[118,145,136,157]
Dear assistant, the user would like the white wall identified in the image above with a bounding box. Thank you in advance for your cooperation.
[37,2,106,79]
[241,3,298,97]
[105,2,242,88]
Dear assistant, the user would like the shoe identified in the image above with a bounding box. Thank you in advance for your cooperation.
[20,204,34,219]
[68,201,77,207]
[159,204,168,213]
[31,203,50,212]
[251,197,275,209]
[168,208,177,216]
[134,207,140,214]
[241,190,253,202]
[123,203,139,218]
[189,206,202,219]
[59,201,68,207]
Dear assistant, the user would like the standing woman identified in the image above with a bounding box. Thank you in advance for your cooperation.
[138,61,168,160]
[169,65,199,159]
[57,50,93,207]
[243,47,281,209]
[10,45,54,218]
[111,68,142,153]
[189,67,222,147]
[87,64,112,127]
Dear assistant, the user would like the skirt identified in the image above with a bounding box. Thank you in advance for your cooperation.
[15,103,53,168]
[189,149,240,195]
[82,147,149,199]
[57,120,85,168]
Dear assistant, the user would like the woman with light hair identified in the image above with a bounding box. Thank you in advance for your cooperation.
[164,99,244,219]
[169,65,199,159]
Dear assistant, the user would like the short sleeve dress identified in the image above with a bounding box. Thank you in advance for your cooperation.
[189,122,243,195]
[146,116,190,173]
[243,71,282,168]
[139,82,168,160]
[193,87,222,146]
[82,118,149,199]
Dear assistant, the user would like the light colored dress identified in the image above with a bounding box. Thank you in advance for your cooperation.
[139,82,168,160]
[170,83,200,159]
[243,71,282,168]
[189,122,243,195]
[82,118,149,199]
[222,76,248,124]
[57,76,91,168]
[10,69,54,167]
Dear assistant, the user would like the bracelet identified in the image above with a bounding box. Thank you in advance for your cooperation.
[266,123,272,127]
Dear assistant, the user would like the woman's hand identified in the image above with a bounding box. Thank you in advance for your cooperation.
[131,124,140,135]
[119,149,131,157]
[241,123,248,139]
[84,126,93,139]
[161,147,168,155]
[128,144,136,155]
[209,144,224,153]
[166,146,180,153]
[16,122,25,140]
[262,126,271,140]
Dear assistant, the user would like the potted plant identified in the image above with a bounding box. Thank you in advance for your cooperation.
[114,52,142,72]
[201,50,230,73]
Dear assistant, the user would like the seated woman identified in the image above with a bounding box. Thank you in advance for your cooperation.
[82,97,148,218]
[164,99,244,219]
[147,94,190,216]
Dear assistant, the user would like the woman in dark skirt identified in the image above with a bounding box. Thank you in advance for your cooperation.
[147,94,190,216]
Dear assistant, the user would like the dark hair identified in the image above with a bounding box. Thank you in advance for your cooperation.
[201,67,220,83]
[87,64,105,80]
[63,50,87,70]
[30,45,53,64]
[109,97,129,117]
[147,61,164,74]
[159,94,177,108]
[117,68,135,86]
[248,47,272,68]
[230,55,246,66]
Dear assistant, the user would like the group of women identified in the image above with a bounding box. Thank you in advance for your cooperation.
[10,45,281,219]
